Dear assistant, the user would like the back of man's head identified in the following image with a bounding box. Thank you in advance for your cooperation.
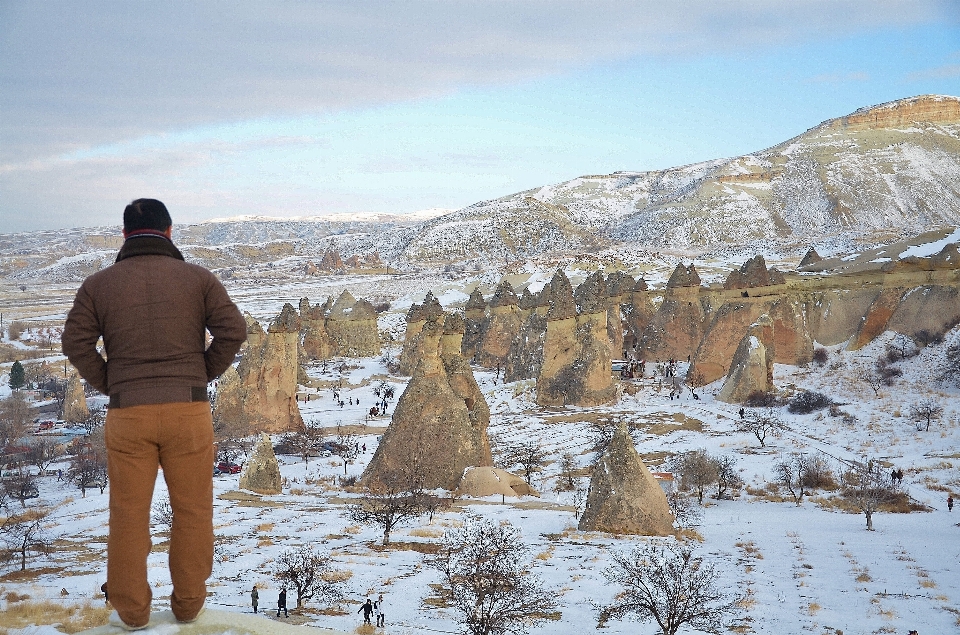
[123,199,172,234]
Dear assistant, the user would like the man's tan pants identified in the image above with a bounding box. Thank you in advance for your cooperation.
[105,402,214,627]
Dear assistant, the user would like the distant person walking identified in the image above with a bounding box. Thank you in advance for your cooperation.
[277,588,287,617]
[359,598,373,624]
[949,495,954,512]
[251,585,259,613]
[374,593,386,627]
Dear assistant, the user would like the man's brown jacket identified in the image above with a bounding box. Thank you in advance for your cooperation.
[62,234,247,408]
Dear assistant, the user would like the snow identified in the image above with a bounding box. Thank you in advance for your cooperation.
[899,226,960,259]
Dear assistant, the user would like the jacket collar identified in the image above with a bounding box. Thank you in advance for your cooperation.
[116,234,185,263]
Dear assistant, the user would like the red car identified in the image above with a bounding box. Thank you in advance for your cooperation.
[216,461,241,474]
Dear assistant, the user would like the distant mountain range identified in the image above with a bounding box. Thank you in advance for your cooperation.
[2,95,959,280]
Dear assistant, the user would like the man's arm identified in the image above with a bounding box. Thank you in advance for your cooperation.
[203,277,247,381]
[61,283,109,394]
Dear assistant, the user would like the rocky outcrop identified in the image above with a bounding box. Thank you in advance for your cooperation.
[324,290,380,357]
[537,270,617,407]
[723,255,785,290]
[717,315,775,403]
[799,247,823,269]
[605,271,634,358]
[623,277,656,354]
[239,433,282,495]
[456,467,539,498]
[399,292,444,375]
[475,281,522,369]
[224,306,304,434]
[578,424,673,535]
[62,375,89,423]
[363,319,492,491]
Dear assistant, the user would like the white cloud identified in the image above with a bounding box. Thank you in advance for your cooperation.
[1,0,953,163]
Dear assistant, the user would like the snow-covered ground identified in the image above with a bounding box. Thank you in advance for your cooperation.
[2,325,960,634]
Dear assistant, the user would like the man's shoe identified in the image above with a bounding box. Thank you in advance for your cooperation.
[177,606,206,624]
[108,610,149,631]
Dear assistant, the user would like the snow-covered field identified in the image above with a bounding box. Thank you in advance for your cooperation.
[2,323,959,634]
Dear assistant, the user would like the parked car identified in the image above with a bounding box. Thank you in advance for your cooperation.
[216,461,241,474]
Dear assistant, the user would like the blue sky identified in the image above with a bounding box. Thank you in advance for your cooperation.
[1,1,959,232]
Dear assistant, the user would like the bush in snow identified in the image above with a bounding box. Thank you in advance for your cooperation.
[787,391,831,414]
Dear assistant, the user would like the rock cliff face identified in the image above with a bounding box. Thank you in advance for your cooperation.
[62,375,89,423]
[723,255,785,290]
[299,297,335,360]
[363,319,492,490]
[578,425,673,535]
[639,264,710,361]
[717,316,776,403]
[537,270,617,407]
[225,305,304,434]
[239,433,282,495]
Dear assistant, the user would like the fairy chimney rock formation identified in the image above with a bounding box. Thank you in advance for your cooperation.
[723,255,786,290]
[232,307,304,433]
[324,290,381,357]
[239,433,282,495]
[363,319,492,490]
[537,270,617,407]
[475,281,522,368]
[578,424,673,535]
[62,375,90,423]
[299,297,335,360]
[400,292,445,375]
[718,315,776,403]
[667,262,701,288]
[461,288,487,359]
[799,247,823,269]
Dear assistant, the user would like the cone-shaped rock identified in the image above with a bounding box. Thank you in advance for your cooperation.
[799,247,823,269]
[718,315,776,403]
[400,292,445,375]
[579,424,673,535]
[239,433,282,495]
[62,375,89,423]
[475,281,522,368]
[461,288,487,359]
[325,291,380,357]
[363,320,491,490]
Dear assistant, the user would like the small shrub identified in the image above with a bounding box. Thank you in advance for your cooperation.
[787,391,832,414]
[812,347,829,366]
[744,391,782,408]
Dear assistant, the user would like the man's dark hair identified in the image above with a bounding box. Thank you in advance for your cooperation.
[123,198,172,233]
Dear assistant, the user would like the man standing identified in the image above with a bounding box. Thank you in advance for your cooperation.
[62,199,246,630]
[277,587,288,617]
[374,593,386,627]
[251,585,259,613]
[359,597,374,624]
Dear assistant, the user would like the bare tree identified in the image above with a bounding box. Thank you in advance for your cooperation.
[332,425,359,476]
[501,441,548,486]
[737,408,782,447]
[554,452,579,493]
[908,399,943,432]
[0,507,53,571]
[26,439,59,475]
[666,490,702,528]
[669,450,718,505]
[284,423,325,466]
[430,514,558,635]
[598,542,741,635]
[843,459,897,531]
[886,333,917,362]
[0,391,31,451]
[151,497,174,533]
[213,415,250,465]
[272,545,346,610]
[3,468,39,508]
[348,462,427,545]
[711,454,742,500]
[685,368,706,397]
[774,454,808,505]
[940,338,960,386]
